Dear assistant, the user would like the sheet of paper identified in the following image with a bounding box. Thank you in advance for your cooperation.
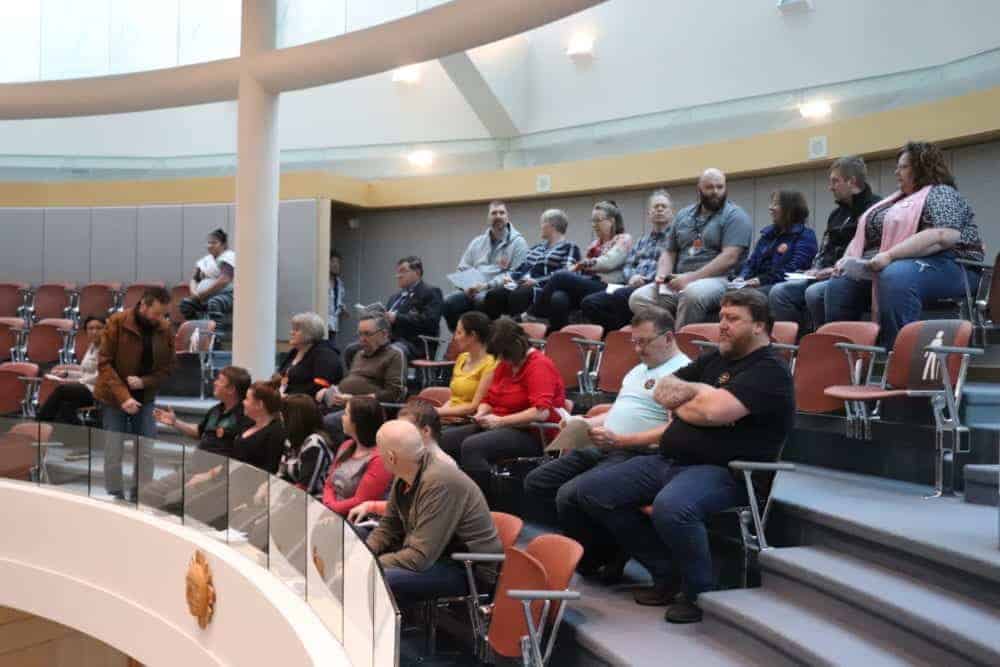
[544,417,594,452]
[604,283,625,294]
[354,302,386,315]
[659,284,682,295]
[727,279,749,290]
[784,272,815,281]
[447,268,489,290]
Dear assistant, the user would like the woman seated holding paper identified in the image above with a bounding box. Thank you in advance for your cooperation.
[440,317,565,501]
[36,316,105,425]
[737,191,817,295]
[824,141,984,346]
[436,312,498,422]
[527,201,633,333]
[275,312,343,398]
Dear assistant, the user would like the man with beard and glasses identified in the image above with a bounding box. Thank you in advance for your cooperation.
[95,286,177,501]
[629,168,752,329]
[575,289,793,624]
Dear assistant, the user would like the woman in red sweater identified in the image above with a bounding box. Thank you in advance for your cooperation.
[440,316,566,501]
[321,396,392,516]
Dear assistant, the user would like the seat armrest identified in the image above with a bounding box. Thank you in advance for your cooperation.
[18,376,43,385]
[834,342,887,354]
[923,344,983,356]
[508,589,581,602]
[771,342,798,353]
[528,421,561,431]
[729,461,795,472]
[955,258,993,270]
[571,337,605,350]
[451,552,506,563]
[693,340,719,350]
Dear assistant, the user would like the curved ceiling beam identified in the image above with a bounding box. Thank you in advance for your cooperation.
[0,0,605,120]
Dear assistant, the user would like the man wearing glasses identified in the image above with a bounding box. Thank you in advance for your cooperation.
[523,306,689,584]
[318,312,407,443]
[384,256,443,360]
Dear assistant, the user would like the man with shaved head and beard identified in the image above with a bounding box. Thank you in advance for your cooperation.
[630,168,752,329]
[365,420,502,606]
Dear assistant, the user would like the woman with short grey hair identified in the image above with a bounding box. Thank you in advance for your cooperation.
[276,312,344,397]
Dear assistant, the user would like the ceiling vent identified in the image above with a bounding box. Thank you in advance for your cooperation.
[777,0,813,14]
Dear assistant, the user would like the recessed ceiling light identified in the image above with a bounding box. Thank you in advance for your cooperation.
[566,32,595,59]
[799,100,832,119]
[392,65,421,84]
[407,150,434,168]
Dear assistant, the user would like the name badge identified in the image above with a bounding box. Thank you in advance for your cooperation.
[644,379,655,390]
[776,243,789,255]
[689,237,703,256]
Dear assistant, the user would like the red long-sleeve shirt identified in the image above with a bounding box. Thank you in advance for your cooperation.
[321,442,393,516]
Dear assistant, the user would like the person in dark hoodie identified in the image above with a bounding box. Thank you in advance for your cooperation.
[768,156,881,332]
[442,200,529,331]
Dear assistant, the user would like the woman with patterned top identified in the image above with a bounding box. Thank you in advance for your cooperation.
[480,209,582,319]
[527,200,633,333]
[825,141,984,346]
[321,396,392,516]
[278,395,334,496]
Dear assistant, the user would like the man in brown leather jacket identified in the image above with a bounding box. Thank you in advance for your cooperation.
[94,286,175,500]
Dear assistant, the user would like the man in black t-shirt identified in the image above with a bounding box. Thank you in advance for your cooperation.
[576,290,794,624]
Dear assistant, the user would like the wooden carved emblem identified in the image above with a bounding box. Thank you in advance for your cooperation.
[186,550,216,629]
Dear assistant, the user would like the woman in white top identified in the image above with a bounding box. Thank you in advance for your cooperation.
[179,228,236,326]
[36,316,105,425]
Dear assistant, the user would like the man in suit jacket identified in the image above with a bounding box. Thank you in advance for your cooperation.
[385,256,444,360]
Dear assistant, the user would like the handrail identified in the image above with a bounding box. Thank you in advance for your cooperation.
[0,416,400,667]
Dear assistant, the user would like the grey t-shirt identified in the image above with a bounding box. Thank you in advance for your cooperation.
[667,201,753,273]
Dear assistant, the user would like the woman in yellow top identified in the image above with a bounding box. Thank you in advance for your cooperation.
[437,311,498,420]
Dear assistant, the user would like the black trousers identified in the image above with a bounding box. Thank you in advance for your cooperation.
[580,285,640,332]
[481,284,535,320]
[37,383,94,425]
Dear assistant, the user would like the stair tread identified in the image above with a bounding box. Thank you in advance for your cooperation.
[700,587,944,667]
[762,546,1000,661]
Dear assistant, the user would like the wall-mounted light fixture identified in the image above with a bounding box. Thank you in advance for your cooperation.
[392,64,421,84]
[566,32,595,60]
[799,100,832,119]
[407,150,434,168]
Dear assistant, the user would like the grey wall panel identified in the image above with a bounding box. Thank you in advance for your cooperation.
[225,204,236,244]
[91,207,137,284]
[277,200,319,339]
[42,208,92,285]
[182,204,229,284]
[812,168,836,240]
[952,140,1000,257]
[136,206,183,285]
[0,208,44,284]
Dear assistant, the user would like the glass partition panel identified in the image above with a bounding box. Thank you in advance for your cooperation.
[373,563,401,667]
[38,421,91,495]
[342,523,375,667]
[137,434,185,522]
[268,477,308,597]
[182,448,230,538]
[90,425,138,505]
[228,460,270,567]
[306,497,345,642]
[0,417,40,484]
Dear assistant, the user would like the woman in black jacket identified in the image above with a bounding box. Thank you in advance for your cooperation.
[276,312,343,397]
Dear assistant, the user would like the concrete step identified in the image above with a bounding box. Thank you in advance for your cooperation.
[700,573,968,667]
[964,464,999,506]
[761,546,1000,666]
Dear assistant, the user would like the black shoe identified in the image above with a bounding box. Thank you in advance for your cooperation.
[664,596,703,624]
[633,579,680,606]
[598,552,630,585]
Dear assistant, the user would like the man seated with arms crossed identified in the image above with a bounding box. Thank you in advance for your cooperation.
[365,420,502,607]
[318,313,406,444]
[523,307,689,586]
[146,366,252,511]
[576,290,794,623]
[629,168,752,329]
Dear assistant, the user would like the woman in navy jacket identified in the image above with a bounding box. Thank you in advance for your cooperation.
[739,190,818,294]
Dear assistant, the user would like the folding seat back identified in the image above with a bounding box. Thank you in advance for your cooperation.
[486,548,548,659]
[595,329,640,393]
[123,282,165,310]
[78,282,120,320]
[770,321,798,345]
[175,320,216,353]
[543,331,584,390]
[169,284,191,327]
[674,331,710,360]
[413,386,452,407]
[518,321,547,341]
[25,318,75,365]
[524,533,583,624]
[0,283,28,319]
[560,323,602,341]
[32,283,74,321]
[0,362,38,415]
[884,319,972,392]
[793,332,855,413]
[491,511,524,550]
[0,318,27,362]
[678,322,720,341]
[817,321,879,347]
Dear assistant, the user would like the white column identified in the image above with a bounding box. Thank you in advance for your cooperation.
[233,0,279,379]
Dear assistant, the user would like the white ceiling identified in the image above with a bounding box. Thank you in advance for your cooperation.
[0,0,998,180]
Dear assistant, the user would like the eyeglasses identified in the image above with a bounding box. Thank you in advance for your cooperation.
[358,328,386,338]
[630,330,670,347]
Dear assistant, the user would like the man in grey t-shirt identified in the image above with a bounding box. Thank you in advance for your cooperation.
[629,168,752,328]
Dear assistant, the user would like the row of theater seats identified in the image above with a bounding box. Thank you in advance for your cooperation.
[0,320,218,418]
[0,281,193,329]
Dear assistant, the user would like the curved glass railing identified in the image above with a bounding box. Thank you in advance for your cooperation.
[0,415,400,667]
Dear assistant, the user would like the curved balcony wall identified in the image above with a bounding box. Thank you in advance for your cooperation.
[0,416,399,666]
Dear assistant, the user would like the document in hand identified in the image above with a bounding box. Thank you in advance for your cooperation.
[604,283,625,294]
[544,417,594,452]
[659,284,682,296]
[842,257,875,281]
[355,302,386,315]
[784,272,815,281]
[447,268,489,290]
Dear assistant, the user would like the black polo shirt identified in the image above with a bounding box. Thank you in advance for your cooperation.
[197,402,250,457]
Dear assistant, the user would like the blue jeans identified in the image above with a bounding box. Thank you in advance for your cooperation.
[524,448,636,571]
[824,252,976,346]
[102,402,156,496]
[529,270,605,332]
[384,561,469,606]
[768,279,828,333]
[576,454,747,599]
